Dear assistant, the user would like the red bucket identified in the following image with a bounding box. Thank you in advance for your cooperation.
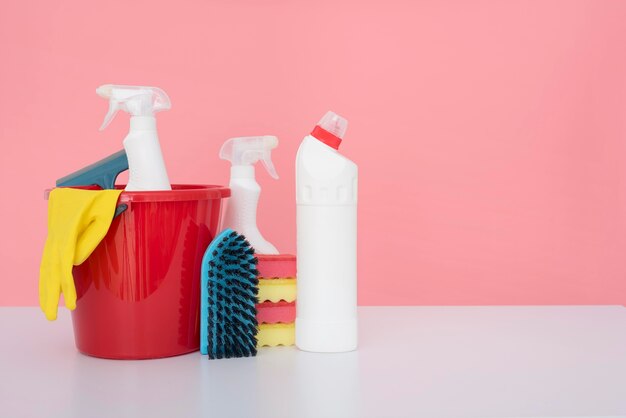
[69,184,230,359]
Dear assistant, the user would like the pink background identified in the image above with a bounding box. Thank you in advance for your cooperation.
[1,0,626,306]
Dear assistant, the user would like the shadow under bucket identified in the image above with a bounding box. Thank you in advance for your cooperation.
[69,184,230,359]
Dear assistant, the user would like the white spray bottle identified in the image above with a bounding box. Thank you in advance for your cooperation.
[96,84,172,191]
[220,136,280,254]
[296,111,358,353]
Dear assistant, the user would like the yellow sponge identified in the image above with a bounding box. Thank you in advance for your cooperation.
[257,323,295,347]
[257,278,296,303]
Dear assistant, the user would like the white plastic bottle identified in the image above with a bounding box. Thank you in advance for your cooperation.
[296,111,358,352]
[220,136,280,254]
[96,84,172,191]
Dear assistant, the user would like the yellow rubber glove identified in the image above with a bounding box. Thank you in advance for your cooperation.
[39,188,123,320]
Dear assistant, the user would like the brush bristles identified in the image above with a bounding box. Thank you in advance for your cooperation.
[205,231,258,359]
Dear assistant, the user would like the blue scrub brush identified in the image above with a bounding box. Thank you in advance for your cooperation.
[200,229,259,359]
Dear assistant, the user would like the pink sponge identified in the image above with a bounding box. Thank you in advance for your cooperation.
[256,301,296,324]
[256,254,296,279]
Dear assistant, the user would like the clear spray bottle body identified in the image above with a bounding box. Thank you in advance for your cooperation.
[295,111,358,353]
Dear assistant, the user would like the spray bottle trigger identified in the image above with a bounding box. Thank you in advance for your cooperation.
[99,100,119,131]
[261,152,279,179]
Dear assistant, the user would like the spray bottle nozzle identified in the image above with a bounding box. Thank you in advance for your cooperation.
[219,136,279,179]
[96,84,171,131]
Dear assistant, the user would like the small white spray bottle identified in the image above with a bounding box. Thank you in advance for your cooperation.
[219,136,280,254]
[296,111,358,353]
[96,84,172,191]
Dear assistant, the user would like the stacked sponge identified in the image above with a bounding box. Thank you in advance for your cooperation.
[255,254,297,347]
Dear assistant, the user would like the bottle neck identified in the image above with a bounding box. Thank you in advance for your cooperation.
[231,165,255,179]
[130,115,157,130]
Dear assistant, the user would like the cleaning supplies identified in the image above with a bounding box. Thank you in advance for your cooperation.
[200,229,259,359]
[96,84,172,191]
[257,323,296,347]
[56,149,129,218]
[257,254,298,304]
[217,136,298,347]
[295,111,358,353]
[255,254,297,347]
[39,188,123,320]
[56,149,128,190]
[72,185,230,359]
[256,301,295,324]
[258,279,297,303]
[219,136,279,254]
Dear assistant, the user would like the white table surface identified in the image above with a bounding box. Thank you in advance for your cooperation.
[1,306,625,418]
